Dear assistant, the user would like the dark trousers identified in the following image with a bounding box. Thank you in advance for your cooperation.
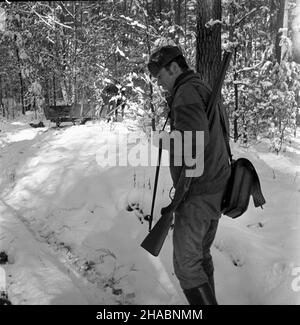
[173,190,223,290]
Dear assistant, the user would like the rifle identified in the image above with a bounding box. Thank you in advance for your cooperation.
[149,115,170,231]
[141,51,232,257]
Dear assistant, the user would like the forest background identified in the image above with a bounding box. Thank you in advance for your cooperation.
[0,0,300,153]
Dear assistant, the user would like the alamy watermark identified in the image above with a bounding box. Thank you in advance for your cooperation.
[95,130,205,177]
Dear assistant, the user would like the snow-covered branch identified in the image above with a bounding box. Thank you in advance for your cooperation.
[235,48,269,74]
[236,61,263,74]
[205,19,223,28]
[235,6,266,27]
[232,80,254,88]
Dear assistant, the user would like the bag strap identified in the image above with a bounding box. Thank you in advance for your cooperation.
[162,111,170,131]
[194,81,233,164]
[248,161,266,208]
[218,104,233,163]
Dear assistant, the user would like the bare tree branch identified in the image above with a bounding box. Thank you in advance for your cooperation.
[59,1,74,18]
[235,6,265,27]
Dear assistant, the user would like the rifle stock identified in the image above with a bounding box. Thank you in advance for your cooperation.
[141,169,193,256]
[140,212,173,256]
[141,51,232,257]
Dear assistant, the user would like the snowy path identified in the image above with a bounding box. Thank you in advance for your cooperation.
[0,201,100,305]
[0,120,185,305]
[0,124,111,304]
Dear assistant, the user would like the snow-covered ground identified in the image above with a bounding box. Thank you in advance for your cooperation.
[0,117,299,305]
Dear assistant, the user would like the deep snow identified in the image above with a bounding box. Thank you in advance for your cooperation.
[0,117,299,305]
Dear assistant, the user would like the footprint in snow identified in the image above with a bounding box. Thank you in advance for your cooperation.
[214,238,246,267]
[126,203,149,224]
[247,222,265,229]
[0,251,8,264]
[125,190,150,224]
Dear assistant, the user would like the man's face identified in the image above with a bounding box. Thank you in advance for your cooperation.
[156,67,177,93]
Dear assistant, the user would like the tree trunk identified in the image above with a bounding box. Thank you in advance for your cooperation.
[15,43,25,115]
[184,0,187,48]
[196,0,222,88]
[275,0,285,63]
[45,76,50,110]
[58,3,71,104]
[73,2,78,106]
[145,0,156,131]
[228,3,239,142]
[292,0,300,63]
[0,75,3,117]
[53,70,56,107]
[273,0,286,130]
[295,107,300,137]
[174,0,182,25]
[157,0,163,21]
[233,49,239,142]
[280,0,289,61]
[270,0,278,36]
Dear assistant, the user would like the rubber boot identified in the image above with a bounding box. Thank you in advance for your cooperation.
[183,282,218,305]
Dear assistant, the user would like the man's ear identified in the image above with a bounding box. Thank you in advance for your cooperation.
[170,61,180,74]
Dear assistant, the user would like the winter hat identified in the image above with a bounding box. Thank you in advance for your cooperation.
[147,45,183,78]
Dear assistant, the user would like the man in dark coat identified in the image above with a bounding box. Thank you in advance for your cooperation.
[148,45,231,305]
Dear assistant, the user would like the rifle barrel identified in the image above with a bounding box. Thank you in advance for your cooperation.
[149,140,163,231]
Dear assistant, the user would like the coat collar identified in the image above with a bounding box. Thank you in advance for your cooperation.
[166,69,197,107]
[173,69,195,93]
